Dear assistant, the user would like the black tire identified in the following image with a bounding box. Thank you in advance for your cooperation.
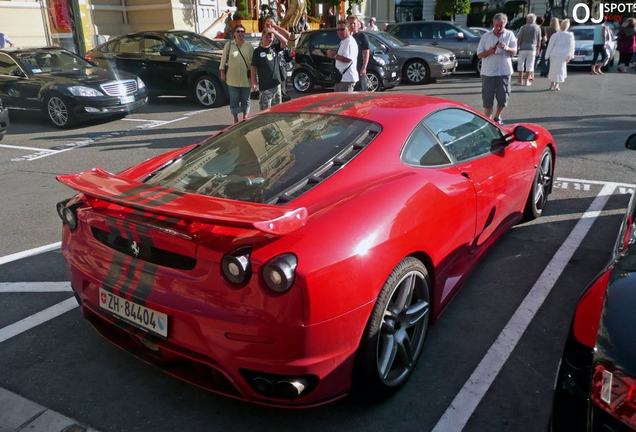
[292,69,314,93]
[365,70,382,92]
[44,94,75,128]
[193,75,225,107]
[473,57,482,75]
[404,59,430,85]
[524,148,553,221]
[354,257,431,396]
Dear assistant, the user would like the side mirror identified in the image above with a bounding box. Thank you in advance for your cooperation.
[160,46,175,56]
[513,125,537,142]
[456,32,465,40]
[626,133,636,150]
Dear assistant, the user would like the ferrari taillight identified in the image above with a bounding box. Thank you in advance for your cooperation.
[572,268,612,348]
[591,364,636,429]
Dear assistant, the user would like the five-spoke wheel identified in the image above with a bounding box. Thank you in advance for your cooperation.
[525,148,553,220]
[194,75,224,107]
[356,257,431,394]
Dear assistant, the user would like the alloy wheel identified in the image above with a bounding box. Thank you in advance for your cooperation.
[196,78,217,106]
[406,61,428,84]
[376,270,430,386]
[534,151,552,212]
[293,71,311,93]
[366,72,380,92]
[47,96,69,127]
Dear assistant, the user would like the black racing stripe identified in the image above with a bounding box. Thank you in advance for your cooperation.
[115,184,163,200]
[320,95,377,114]
[118,220,141,297]
[133,188,185,208]
[133,261,159,305]
[300,94,350,111]
[100,243,127,293]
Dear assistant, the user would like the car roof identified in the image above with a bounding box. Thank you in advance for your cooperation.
[268,93,469,129]
[1,47,70,55]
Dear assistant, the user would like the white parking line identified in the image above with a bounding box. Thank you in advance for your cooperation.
[121,118,162,122]
[0,144,57,153]
[0,297,78,344]
[0,282,71,293]
[0,242,61,266]
[432,182,617,432]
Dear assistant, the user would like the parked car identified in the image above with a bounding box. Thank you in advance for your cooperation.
[56,92,556,407]
[0,47,147,128]
[291,28,401,93]
[388,21,482,72]
[469,27,490,36]
[569,25,616,68]
[86,31,226,107]
[551,133,636,432]
[365,31,457,85]
[0,97,8,140]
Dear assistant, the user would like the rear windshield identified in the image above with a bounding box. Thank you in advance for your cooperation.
[146,113,377,203]
[571,28,594,40]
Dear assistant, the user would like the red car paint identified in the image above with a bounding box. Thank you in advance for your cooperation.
[58,93,556,407]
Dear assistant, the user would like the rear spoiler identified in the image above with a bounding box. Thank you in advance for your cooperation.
[56,168,307,235]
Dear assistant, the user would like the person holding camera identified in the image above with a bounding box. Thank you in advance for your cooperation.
[220,24,254,123]
[476,13,518,125]
[250,19,288,110]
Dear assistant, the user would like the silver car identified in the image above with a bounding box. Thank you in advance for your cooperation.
[365,31,457,85]
[569,25,616,68]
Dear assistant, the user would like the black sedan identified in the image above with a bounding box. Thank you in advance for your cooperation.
[0,97,8,140]
[0,48,147,128]
[551,133,636,432]
[86,31,226,107]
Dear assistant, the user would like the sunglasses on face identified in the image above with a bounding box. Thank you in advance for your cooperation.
[235,30,245,34]
[337,28,346,32]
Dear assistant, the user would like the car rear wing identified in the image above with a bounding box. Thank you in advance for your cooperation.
[57,168,307,235]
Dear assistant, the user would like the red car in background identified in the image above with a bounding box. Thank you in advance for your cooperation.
[56,93,556,407]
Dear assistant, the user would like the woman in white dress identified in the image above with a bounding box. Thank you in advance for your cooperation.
[545,19,575,91]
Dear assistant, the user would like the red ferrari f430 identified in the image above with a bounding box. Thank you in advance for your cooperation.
[57,93,556,407]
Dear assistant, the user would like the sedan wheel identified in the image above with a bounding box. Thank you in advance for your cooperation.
[194,75,224,107]
[46,95,74,128]
[355,257,430,394]
[524,148,553,220]
[405,60,430,85]
[292,70,314,93]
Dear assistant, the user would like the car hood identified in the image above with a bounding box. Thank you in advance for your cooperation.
[37,67,138,85]
[399,44,455,57]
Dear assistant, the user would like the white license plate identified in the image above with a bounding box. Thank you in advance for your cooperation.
[119,95,135,104]
[99,288,168,337]
[286,71,292,77]
[391,71,396,78]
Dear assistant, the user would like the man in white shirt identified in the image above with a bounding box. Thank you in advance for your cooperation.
[0,33,14,49]
[477,13,518,124]
[328,20,358,92]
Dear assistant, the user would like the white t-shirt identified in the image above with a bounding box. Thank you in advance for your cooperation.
[336,35,359,83]
[477,29,517,76]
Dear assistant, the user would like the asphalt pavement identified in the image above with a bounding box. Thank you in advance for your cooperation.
[0,68,635,432]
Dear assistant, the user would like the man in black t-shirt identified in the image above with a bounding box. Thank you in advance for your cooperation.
[250,19,289,109]
[347,15,370,91]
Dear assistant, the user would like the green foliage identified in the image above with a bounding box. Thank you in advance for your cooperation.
[435,0,471,20]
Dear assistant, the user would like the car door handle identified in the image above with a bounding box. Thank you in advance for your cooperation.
[461,171,471,179]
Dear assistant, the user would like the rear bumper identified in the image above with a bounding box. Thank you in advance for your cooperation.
[0,106,8,140]
[63,232,373,407]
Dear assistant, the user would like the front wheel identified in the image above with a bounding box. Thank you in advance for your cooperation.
[365,71,382,92]
[524,148,553,221]
[292,70,314,93]
[44,94,75,128]
[193,75,225,107]
[355,257,431,396]
[473,57,482,75]
[404,59,430,84]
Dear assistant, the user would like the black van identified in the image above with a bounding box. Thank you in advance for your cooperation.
[291,29,401,93]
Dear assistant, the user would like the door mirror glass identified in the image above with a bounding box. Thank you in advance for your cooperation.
[513,125,537,142]
[626,134,636,150]
[456,32,465,40]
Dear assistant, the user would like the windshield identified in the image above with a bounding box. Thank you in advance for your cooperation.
[16,50,92,74]
[165,32,218,52]
[571,28,594,40]
[146,113,378,203]
[372,32,407,48]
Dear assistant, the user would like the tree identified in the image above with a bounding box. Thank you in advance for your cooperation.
[435,0,470,21]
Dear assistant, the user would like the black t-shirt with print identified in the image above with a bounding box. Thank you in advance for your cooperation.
[251,41,283,91]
